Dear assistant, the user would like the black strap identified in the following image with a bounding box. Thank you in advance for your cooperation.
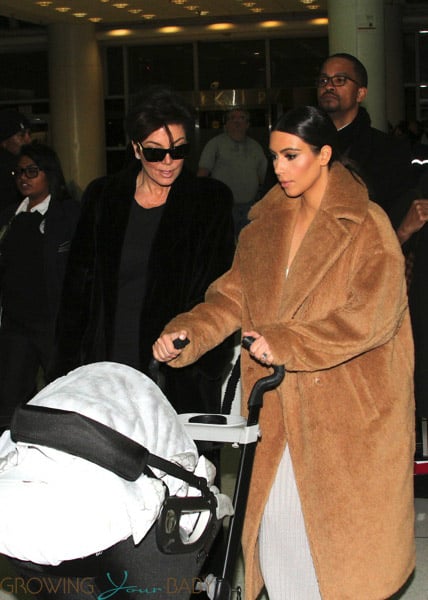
[10,405,209,492]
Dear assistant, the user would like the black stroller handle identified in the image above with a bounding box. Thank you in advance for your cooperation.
[148,337,190,384]
[241,335,286,423]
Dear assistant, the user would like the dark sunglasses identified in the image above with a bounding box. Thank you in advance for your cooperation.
[12,165,41,179]
[137,143,190,163]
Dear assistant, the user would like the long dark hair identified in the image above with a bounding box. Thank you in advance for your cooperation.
[125,85,195,144]
[272,105,341,167]
[17,142,69,201]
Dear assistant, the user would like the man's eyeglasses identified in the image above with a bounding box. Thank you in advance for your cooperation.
[12,165,41,179]
[316,75,361,88]
[137,143,190,163]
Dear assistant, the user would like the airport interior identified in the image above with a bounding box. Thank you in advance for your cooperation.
[0,0,427,598]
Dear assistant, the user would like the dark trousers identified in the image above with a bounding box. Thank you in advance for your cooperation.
[0,315,54,431]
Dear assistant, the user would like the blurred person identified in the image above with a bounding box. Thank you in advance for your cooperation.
[0,109,31,211]
[0,142,80,430]
[396,172,428,446]
[51,85,235,420]
[197,108,267,236]
[154,106,415,600]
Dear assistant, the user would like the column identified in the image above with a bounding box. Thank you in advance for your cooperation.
[48,23,106,199]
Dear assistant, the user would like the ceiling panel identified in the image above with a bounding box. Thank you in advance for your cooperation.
[0,0,328,26]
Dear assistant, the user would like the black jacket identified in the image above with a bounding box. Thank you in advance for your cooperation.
[337,107,414,221]
[0,194,80,322]
[51,162,235,413]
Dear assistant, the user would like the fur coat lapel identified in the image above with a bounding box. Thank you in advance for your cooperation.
[241,163,368,323]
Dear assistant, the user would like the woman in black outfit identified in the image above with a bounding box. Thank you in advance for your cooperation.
[0,142,80,430]
[51,86,235,417]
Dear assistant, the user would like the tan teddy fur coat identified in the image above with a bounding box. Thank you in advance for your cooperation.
[163,162,416,599]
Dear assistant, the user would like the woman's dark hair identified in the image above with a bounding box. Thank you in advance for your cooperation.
[125,85,195,144]
[18,142,69,201]
[272,105,341,166]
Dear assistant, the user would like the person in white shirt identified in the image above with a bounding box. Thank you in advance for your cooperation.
[198,108,267,236]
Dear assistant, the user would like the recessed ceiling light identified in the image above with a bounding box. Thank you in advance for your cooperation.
[207,22,235,31]
[55,6,71,12]
[251,7,263,12]
[89,17,103,22]
[36,1,53,6]
[260,20,283,28]
[112,3,128,7]
[158,26,183,33]
[73,12,87,17]
[185,5,199,9]
[309,17,328,25]
[307,4,320,9]
[243,2,256,7]
[142,14,156,19]
[170,0,187,4]
[128,8,142,13]
[108,28,132,36]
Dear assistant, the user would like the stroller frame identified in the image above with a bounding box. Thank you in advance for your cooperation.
[6,337,285,600]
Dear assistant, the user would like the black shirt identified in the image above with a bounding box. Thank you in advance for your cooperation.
[111,199,165,368]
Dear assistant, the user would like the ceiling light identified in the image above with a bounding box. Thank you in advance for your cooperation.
[112,3,128,7]
[299,0,314,3]
[185,5,199,9]
[309,17,328,25]
[307,4,320,9]
[107,28,132,36]
[36,1,53,6]
[128,8,142,13]
[207,22,235,31]
[73,12,87,17]
[243,2,256,6]
[55,6,71,12]
[260,20,283,28]
[142,14,156,19]
[251,8,264,12]
[199,10,209,15]
[89,17,103,22]
[170,0,187,4]
[158,26,183,33]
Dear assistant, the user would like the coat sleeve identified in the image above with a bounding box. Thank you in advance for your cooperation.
[161,251,244,367]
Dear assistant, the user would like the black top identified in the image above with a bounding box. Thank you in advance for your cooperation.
[112,200,165,368]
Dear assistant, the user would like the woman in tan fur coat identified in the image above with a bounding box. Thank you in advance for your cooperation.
[153,106,415,600]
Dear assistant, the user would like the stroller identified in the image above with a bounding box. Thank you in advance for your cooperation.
[0,337,284,600]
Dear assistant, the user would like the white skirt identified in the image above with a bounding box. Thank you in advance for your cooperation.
[259,445,321,599]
